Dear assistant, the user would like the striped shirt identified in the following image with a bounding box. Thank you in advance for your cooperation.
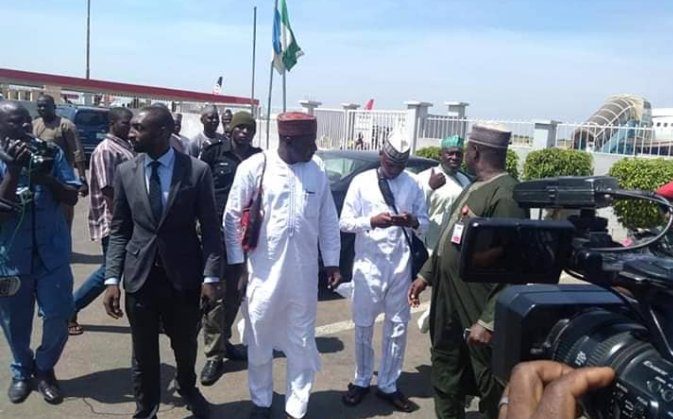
[88,134,136,241]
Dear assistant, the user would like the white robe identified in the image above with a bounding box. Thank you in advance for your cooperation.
[339,169,429,393]
[416,166,471,254]
[224,150,341,417]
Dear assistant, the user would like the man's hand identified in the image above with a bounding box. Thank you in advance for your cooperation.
[498,361,615,419]
[79,180,89,197]
[3,139,31,168]
[371,212,393,229]
[201,283,221,310]
[408,277,428,307]
[103,285,123,319]
[392,211,419,229]
[325,266,342,290]
[467,322,492,346]
[428,168,446,190]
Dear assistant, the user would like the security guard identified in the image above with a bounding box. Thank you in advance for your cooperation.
[199,111,261,385]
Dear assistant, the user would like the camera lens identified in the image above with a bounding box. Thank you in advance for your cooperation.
[545,309,673,419]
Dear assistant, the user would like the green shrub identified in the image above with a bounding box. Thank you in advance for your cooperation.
[523,148,593,180]
[415,146,440,161]
[505,150,520,180]
[608,158,673,229]
[414,147,520,179]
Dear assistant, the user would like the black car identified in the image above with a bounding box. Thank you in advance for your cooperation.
[316,149,438,282]
[56,105,110,163]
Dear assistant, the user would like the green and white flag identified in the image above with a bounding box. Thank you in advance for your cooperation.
[272,0,303,74]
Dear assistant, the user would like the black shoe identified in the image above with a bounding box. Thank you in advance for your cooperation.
[35,371,63,405]
[249,405,272,419]
[7,379,31,404]
[225,342,248,361]
[200,359,224,386]
[179,387,210,419]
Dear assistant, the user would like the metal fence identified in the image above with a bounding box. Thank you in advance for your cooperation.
[554,123,671,157]
[418,115,536,148]
[315,109,409,150]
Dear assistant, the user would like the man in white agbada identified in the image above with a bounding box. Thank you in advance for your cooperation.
[338,129,429,413]
[224,112,341,419]
[414,135,471,333]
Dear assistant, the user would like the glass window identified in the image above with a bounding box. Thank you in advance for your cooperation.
[320,155,369,184]
[74,110,109,126]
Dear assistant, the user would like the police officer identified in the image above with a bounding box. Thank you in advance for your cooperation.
[0,101,81,404]
[198,111,261,385]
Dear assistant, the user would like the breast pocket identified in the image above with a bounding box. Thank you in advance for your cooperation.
[302,188,321,219]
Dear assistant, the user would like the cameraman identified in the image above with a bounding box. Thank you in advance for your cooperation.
[0,102,80,405]
[497,361,614,419]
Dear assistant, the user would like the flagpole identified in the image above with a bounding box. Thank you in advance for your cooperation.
[282,70,287,113]
[265,61,274,150]
[266,0,280,149]
[251,6,257,114]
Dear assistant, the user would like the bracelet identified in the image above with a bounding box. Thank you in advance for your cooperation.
[498,396,509,409]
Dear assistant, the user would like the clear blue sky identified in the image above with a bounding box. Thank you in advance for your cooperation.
[2,0,672,120]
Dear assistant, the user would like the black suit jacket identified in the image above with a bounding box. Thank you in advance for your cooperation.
[105,151,223,293]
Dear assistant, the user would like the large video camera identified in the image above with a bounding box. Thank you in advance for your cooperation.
[459,176,673,419]
[0,134,58,175]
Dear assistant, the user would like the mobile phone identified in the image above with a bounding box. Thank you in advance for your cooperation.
[463,328,471,341]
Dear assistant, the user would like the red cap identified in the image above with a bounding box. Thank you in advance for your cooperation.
[277,112,317,137]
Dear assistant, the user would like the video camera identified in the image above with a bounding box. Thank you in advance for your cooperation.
[459,176,673,419]
[0,134,58,175]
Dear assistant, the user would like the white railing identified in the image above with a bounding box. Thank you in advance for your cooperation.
[316,109,409,151]
[554,123,671,157]
[418,115,536,148]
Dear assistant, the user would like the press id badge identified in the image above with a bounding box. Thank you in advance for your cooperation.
[451,222,464,244]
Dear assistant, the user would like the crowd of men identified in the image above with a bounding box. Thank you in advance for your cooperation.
[0,96,615,419]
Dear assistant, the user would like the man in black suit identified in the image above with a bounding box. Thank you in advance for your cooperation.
[103,106,222,419]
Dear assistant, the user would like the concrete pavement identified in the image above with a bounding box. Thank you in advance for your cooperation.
[0,202,455,419]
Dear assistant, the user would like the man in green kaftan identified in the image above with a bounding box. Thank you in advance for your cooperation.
[408,123,528,419]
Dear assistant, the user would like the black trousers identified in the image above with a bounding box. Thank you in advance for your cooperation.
[125,265,201,419]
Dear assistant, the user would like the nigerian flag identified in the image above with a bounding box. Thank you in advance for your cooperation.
[272,0,303,74]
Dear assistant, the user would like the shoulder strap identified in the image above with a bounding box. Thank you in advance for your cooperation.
[376,172,414,250]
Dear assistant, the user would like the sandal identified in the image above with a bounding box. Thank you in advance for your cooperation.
[342,383,370,406]
[375,389,417,413]
[68,320,84,336]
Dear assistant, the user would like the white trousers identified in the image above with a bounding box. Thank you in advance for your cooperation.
[249,359,314,418]
[353,318,409,394]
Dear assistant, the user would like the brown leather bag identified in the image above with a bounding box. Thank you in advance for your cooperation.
[241,153,267,251]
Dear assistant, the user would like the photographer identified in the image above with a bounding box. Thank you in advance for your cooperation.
[0,101,80,405]
[497,361,615,419]
[408,123,528,419]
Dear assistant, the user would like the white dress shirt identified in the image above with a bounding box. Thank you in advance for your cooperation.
[105,147,218,286]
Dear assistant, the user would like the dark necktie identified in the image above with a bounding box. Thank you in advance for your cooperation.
[149,161,163,224]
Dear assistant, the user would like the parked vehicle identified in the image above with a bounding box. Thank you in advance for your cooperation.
[315,149,441,284]
[56,105,110,163]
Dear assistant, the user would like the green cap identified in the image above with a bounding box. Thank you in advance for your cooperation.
[229,111,257,131]
[441,135,464,148]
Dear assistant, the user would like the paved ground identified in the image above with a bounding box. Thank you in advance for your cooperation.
[0,202,454,419]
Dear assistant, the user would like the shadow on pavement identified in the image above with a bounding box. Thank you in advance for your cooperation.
[76,324,132,334]
[316,336,345,354]
[71,252,103,265]
[60,364,180,406]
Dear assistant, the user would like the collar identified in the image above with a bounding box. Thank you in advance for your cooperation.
[145,147,175,169]
[106,133,134,151]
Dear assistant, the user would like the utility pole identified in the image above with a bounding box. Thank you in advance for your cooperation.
[86,0,91,79]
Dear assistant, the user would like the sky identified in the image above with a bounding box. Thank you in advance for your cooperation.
[1,0,672,121]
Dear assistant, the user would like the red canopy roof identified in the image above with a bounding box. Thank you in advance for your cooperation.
[0,68,258,106]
